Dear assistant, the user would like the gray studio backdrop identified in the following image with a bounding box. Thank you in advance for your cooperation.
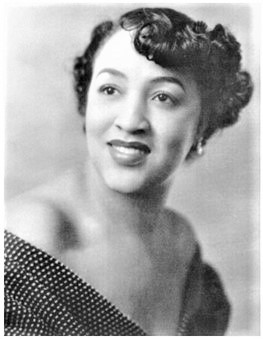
[5,3,259,335]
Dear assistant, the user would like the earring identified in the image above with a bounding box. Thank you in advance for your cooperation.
[196,139,204,156]
[83,123,86,134]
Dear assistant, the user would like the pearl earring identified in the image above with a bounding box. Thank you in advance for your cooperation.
[196,139,204,156]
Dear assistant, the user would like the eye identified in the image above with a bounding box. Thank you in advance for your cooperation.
[152,92,176,105]
[100,85,118,96]
[156,93,170,102]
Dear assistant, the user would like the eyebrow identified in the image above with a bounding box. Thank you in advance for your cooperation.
[97,68,185,92]
[97,68,127,79]
[150,76,185,92]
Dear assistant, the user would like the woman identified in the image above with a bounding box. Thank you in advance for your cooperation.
[5,6,253,336]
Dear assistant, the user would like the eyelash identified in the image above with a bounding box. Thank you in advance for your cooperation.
[152,92,177,106]
[99,86,178,106]
[100,85,118,96]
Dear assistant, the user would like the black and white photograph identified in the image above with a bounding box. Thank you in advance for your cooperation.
[4,1,260,336]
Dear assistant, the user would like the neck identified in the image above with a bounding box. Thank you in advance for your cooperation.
[81,160,169,239]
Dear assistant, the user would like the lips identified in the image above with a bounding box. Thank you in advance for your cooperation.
[107,139,151,166]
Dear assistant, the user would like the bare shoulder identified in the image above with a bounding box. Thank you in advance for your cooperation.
[5,172,83,257]
[5,169,85,254]
[5,192,63,255]
[162,207,197,265]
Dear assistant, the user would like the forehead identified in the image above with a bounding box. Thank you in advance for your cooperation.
[93,29,186,80]
[94,30,134,68]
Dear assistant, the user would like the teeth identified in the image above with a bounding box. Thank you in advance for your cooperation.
[113,145,144,155]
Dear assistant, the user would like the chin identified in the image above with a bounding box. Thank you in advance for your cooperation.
[104,173,149,195]
[102,166,171,196]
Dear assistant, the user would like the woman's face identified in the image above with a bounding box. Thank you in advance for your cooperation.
[85,29,201,194]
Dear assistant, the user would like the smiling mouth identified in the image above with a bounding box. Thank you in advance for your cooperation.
[108,140,151,153]
[107,139,151,166]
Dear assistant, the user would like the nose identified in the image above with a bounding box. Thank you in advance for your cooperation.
[114,95,150,134]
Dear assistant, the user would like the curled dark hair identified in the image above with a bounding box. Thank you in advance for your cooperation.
[73,7,253,159]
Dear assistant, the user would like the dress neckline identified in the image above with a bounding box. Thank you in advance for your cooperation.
[5,229,147,334]
[5,229,200,335]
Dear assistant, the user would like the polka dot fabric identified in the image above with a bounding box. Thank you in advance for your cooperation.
[5,230,146,336]
[4,230,231,336]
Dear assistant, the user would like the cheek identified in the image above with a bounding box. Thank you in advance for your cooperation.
[157,113,199,154]
[85,100,110,136]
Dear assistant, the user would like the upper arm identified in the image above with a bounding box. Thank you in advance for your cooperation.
[186,263,231,335]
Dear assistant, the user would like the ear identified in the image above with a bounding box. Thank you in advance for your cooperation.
[185,134,205,162]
